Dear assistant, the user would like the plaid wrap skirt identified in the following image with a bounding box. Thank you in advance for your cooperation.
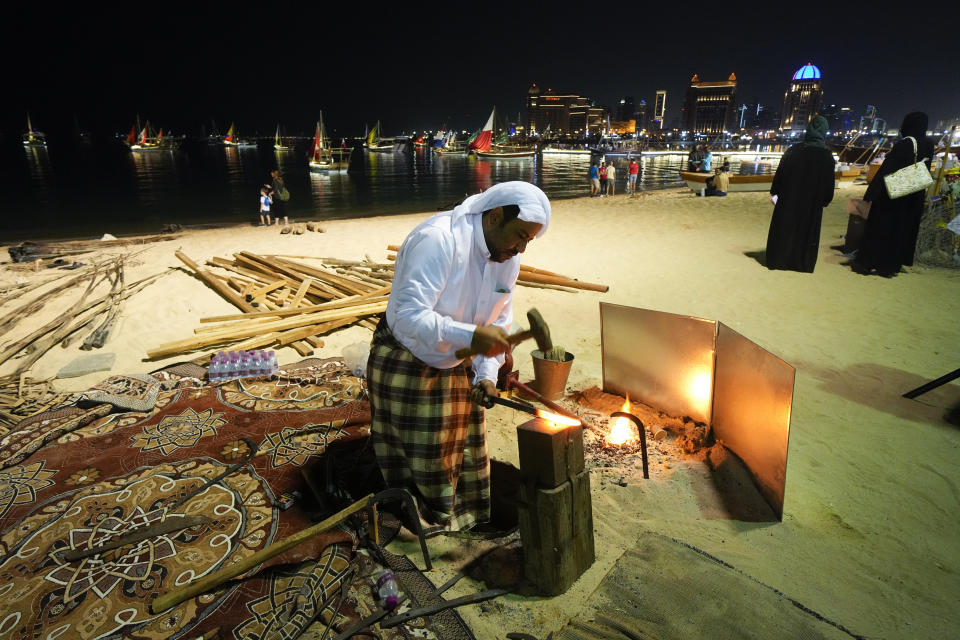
[366,317,490,531]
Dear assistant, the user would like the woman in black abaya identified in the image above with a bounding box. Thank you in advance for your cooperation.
[765,116,836,272]
[853,112,934,277]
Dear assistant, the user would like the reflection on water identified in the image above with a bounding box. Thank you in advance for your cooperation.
[2,139,782,240]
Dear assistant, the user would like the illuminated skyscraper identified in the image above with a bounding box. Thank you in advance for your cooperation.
[526,84,604,136]
[653,90,667,129]
[781,63,824,133]
[683,74,737,134]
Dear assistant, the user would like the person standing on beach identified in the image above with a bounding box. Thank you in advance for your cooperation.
[853,112,934,277]
[259,187,272,226]
[687,145,704,171]
[702,147,713,173]
[598,161,608,197]
[627,158,639,194]
[367,181,550,532]
[606,161,616,196]
[266,169,290,226]
[765,115,835,273]
[589,161,600,196]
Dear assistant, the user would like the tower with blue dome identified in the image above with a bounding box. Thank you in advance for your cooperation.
[781,62,824,133]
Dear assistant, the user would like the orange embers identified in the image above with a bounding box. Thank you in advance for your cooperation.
[604,395,638,447]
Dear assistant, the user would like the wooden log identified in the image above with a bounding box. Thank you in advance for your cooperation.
[517,468,594,596]
[146,301,388,359]
[516,418,585,488]
[516,271,609,293]
[176,251,256,312]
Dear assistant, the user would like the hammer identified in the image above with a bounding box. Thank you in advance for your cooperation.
[455,308,552,359]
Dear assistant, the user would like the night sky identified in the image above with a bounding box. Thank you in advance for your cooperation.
[4,3,954,141]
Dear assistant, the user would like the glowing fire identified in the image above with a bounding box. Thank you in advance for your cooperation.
[604,395,638,447]
[535,409,581,428]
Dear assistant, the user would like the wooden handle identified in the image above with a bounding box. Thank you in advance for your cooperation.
[455,329,532,360]
[150,493,373,614]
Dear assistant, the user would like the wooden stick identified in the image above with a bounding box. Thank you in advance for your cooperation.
[290,277,314,308]
[248,280,286,299]
[150,493,375,614]
[199,292,390,323]
[147,301,388,358]
[516,271,609,292]
[176,251,256,313]
[271,257,373,296]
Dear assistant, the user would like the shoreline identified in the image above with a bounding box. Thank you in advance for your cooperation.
[0,187,682,246]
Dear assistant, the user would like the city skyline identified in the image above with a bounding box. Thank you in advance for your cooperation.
[3,4,953,138]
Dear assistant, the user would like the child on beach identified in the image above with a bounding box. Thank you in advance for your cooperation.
[259,188,272,226]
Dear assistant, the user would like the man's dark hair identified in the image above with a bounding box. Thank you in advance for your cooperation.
[483,204,521,224]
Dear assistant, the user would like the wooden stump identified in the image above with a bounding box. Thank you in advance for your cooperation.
[515,417,595,596]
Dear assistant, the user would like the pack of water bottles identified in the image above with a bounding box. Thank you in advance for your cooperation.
[208,350,279,382]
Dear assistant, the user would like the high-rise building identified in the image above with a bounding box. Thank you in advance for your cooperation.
[819,104,855,134]
[653,90,667,129]
[617,97,635,122]
[683,73,737,134]
[781,63,824,133]
[635,100,648,130]
[526,84,605,136]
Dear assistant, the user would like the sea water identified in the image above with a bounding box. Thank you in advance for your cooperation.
[2,137,779,241]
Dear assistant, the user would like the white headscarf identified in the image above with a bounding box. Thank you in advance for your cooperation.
[450,181,551,238]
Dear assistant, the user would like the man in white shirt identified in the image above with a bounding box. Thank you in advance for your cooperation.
[368,181,550,532]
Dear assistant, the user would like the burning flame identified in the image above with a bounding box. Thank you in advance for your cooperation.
[605,395,638,447]
[535,409,581,428]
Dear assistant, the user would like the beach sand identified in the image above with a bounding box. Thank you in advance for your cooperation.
[2,187,958,639]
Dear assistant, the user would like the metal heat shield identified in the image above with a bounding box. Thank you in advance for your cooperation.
[600,303,717,425]
[712,323,795,520]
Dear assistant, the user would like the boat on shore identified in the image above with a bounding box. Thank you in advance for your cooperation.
[23,115,47,147]
[679,170,773,193]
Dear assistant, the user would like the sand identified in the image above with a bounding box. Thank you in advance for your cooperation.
[2,187,958,639]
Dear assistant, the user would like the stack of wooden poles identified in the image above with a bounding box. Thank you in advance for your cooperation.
[385,245,609,293]
[0,256,166,376]
[147,252,394,361]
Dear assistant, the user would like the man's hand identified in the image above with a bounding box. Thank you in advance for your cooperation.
[470,380,498,408]
[470,325,510,357]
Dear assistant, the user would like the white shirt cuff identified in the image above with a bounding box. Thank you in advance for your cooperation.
[443,320,476,350]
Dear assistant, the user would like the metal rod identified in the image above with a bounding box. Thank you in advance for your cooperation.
[490,396,539,417]
[612,411,649,479]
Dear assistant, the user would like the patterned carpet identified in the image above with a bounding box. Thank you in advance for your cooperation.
[0,358,473,640]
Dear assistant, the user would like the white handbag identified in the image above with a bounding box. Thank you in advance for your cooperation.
[883,136,933,199]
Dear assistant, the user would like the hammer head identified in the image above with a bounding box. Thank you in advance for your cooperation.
[526,308,553,352]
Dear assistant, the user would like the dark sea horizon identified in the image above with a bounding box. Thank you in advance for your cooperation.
[2,134,780,243]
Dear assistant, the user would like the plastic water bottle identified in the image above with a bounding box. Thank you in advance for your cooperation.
[208,354,221,382]
[267,350,278,376]
[376,570,399,610]
[239,353,251,378]
[226,352,239,380]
